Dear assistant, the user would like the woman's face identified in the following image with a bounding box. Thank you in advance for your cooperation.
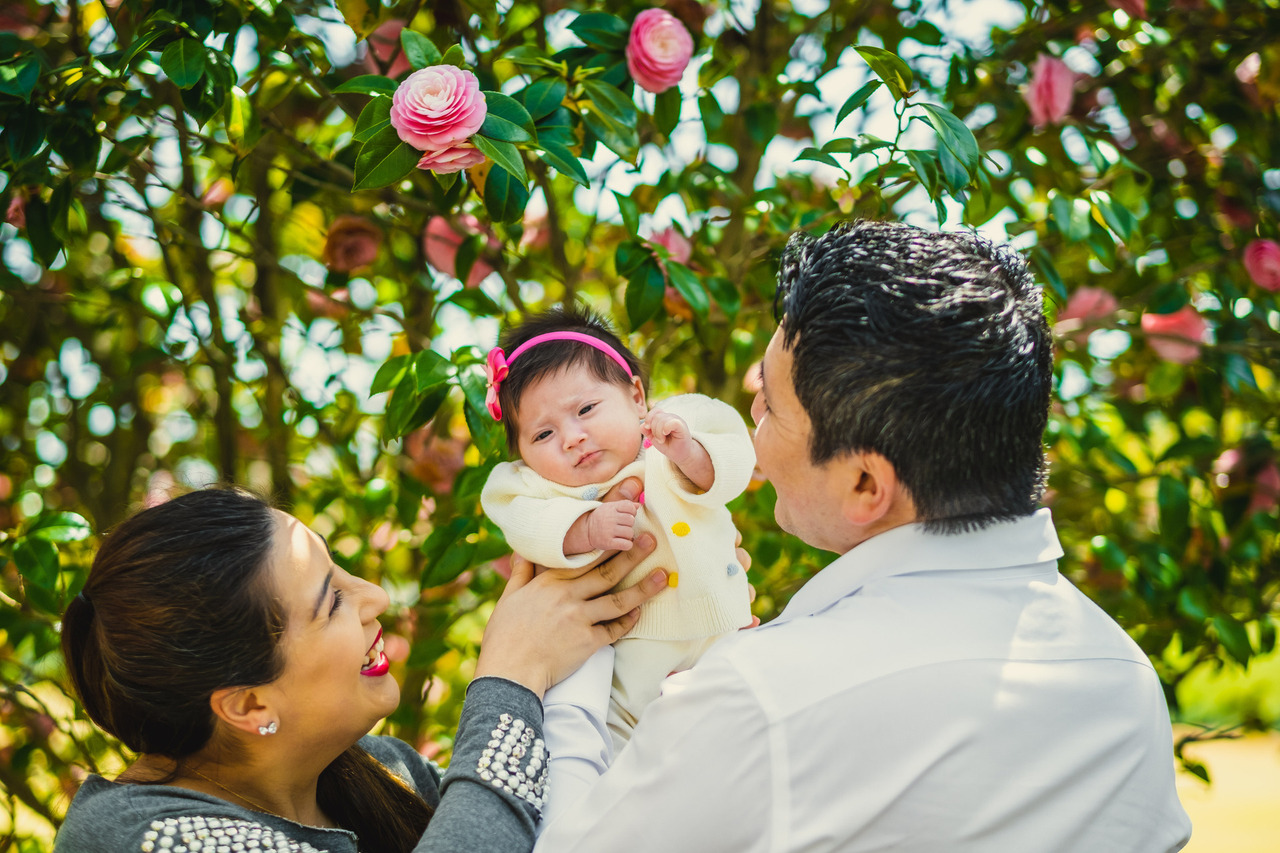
[262,511,399,748]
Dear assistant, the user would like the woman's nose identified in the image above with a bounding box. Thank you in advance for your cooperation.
[359,577,390,618]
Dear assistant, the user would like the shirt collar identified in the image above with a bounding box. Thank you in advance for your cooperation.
[774,509,1064,623]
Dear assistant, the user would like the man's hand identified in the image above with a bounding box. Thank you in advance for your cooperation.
[475,534,667,698]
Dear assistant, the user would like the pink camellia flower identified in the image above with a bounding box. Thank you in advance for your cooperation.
[1252,460,1280,515]
[323,215,382,272]
[1243,239,1280,292]
[1057,286,1117,324]
[416,144,487,174]
[390,66,487,151]
[1141,306,1207,364]
[1024,54,1075,128]
[422,214,497,287]
[626,8,694,94]
[1106,0,1147,19]
[200,177,234,209]
[650,226,693,264]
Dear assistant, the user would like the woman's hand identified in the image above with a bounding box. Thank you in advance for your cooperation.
[475,530,666,698]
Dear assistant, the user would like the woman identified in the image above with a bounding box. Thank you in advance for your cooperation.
[55,486,665,853]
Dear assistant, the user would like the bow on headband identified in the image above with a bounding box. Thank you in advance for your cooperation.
[483,331,635,422]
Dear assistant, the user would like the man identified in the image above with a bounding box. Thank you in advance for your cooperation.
[533,220,1191,851]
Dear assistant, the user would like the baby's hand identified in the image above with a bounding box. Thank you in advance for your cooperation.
[642,409,695,460]
[588,501,639,551]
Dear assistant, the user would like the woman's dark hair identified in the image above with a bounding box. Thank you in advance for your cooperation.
[496,304,647,452]
[775,219,1054,533]
[61,487,432,853]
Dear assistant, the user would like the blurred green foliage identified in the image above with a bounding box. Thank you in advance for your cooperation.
[2,0,1278,843]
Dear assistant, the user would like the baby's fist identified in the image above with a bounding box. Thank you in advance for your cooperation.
[588,500,639,551]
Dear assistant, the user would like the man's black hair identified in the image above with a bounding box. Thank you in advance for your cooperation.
[496,304,646,453]
[774,219,1053,533]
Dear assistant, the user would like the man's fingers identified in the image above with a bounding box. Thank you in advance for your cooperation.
[506,554,536,590]
[597,607,642,644]
[602,476,643,503]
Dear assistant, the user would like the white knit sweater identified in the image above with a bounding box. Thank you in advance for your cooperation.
[481,394,755,640]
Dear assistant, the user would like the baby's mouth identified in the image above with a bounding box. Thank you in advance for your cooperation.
[360,628,388,676]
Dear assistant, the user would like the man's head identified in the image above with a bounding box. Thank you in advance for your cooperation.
[752,219,1053,546]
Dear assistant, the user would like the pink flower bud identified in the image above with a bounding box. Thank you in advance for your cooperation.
[1141,306,1207,364]
[626,9,694,94]
[5,194,25,229]
[1057,287,1117,324]
[650,226,693,265]
[1024,54,1075,128]
[1252,460,1280,515]
[365,21,412,79]
[422,215,497,287]
[1243,239,1280,292]
[323,215,382,272]
[416,144,487,174]
[390,66,487,151]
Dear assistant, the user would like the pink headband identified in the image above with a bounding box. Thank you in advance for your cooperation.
[485,331,634,420]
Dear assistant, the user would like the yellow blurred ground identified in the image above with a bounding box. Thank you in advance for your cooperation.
[1175,729,1280,852]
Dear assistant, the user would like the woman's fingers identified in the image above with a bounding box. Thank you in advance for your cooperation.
[588,568,667,626]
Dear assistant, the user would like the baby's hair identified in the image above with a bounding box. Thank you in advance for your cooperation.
[496,305,647,452]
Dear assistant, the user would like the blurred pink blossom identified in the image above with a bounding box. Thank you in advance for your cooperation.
[365,21,412,78]
[1106,0,1147,20]
[1235,52,1261,86]
[422,215,497,287]
[200,178,234,209]
[1252,461,1280,514]
[1057,287,1117,324]
[650,226,693,265]
[1243,239,1280,292]
[323,215,382,272]
[1024,54,1075,128]
[1141,306,1207,364]
[5,194,25,228]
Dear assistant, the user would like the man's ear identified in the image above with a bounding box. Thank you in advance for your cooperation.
[841,451,906,528]
[210,686,275,738]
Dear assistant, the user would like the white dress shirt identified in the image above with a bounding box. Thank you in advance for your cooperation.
[537,510,1191,852]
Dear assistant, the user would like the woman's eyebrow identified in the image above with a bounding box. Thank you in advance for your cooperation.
[312,567,334,620]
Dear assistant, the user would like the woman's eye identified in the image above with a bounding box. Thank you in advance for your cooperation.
[329,588,344,615]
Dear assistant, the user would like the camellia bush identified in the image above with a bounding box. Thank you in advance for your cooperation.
[1,0,1277,842]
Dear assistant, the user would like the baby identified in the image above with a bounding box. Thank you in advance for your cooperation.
[480,306,755,749]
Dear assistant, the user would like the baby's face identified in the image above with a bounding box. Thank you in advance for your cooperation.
[515,365,647,487]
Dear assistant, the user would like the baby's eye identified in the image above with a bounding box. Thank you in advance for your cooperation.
[533,429,552,442]
[579,403,596,416]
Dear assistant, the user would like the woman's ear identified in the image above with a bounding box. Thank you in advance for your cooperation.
[210,686,275,738]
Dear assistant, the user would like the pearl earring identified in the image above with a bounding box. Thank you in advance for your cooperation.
[258,721,278,735]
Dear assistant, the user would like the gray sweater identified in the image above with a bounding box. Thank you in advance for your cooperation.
[55,677,546,853]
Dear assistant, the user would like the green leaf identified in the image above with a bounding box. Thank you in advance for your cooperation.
[353,96,392,142]
[568,12,631,51]
[441,45,466,68]
[854,46,914,101]
[3,106,45,163]
[1095,195,1137,240]
[481,160,531,222]
[520,77,568,121]
[836,80,881,126]
[580,79,638,129]
[333,75,399,95]
[386,381,448,440]
[797,147,842,170]
[160,39,207,89]
[479,92,535,143]
[667,262,710,318]
[0,56,40,101]
[400,29,441,68]
[744,103,779,147]
[354,124,420,190]
[917,103,978,175]
[14,538,59,590]
[28,511,92,543]
[579,101,638,162]
[654,86,681,136]
[904,149,938,194]
[224,86,263,157]
[371,354,411,395]
[540,141,589,187]
[625,258,665,328]
[615,239,649,276]
[472,135,528,184]
[414,350,453,393]
[1212,614,1254,666]
[1157,475,1190,551]
[706,275,741,318]
[936,141,969,192]
[448,288,504,316]
[1031,248,1067,303]
[23,197,63,266]
[614,191,639,235]
[699,94,725,134]
[421,517,478,587]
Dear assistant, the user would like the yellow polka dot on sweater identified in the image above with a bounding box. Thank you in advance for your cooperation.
[671,521,691,536]
[667,572,679,588]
